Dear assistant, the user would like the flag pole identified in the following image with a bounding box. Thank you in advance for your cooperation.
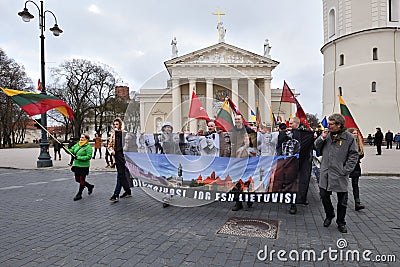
[276,101,282,123]
[32,118,75,158]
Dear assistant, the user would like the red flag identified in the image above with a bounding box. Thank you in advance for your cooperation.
[188,91,210,122]
[37,79,42,91]
[280,81,296,103]
[295,99,310,128]
[227,98,248,126]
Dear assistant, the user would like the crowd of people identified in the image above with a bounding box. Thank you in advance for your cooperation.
[54,112,372,234]
[366,128,400,154]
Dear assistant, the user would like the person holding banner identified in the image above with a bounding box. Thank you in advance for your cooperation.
[108,118,132,202]
[204,121,217,136]
[286,117,314,215]
[315,113,359,233]
[69,134,94,201]
[230,114,256,211]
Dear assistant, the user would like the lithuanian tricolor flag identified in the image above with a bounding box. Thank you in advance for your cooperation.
[339,94,363,141]
[0,87,73,120]
[214,100,234,131]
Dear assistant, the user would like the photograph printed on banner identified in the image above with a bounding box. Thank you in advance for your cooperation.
[137,133,157,153]
[123,132,138,152]
[182,134,201,156]
[198,133,219,156]
[257,131,279,156]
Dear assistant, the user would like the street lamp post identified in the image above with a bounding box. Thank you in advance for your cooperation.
[18,0,63,168]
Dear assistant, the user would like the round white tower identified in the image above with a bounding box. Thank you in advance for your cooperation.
[321,0,400,135]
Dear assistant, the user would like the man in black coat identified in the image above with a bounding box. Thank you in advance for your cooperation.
[374,127,384,155]
[284,117,314,215]
[385,130,394,149]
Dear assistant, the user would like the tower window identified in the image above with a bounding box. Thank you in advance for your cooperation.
[373,48,378,60]
[372,81,377,92]
[328,9,336,37]
[339,54,344,66]
[389,0,400,22]
[339,87,343,96]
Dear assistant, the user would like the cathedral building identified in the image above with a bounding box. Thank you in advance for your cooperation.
[137,29,296,133]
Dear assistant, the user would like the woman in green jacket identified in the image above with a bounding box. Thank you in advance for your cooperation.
[70,134,94,201]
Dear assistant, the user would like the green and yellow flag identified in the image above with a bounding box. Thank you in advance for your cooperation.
[214,100,234,131]
[339,94,363,140]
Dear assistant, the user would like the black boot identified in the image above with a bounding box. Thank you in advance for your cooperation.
[73,185,85,201]
[355,201,365,211]
[232,202,243,211]
[86,182,94,195]
[289,204,297,214]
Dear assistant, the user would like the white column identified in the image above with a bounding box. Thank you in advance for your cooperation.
[189,78,197,133]
[206,78,214,119]
[247,78,256,121]
[171,78,181,130]
[140,97,146,132]
[231,78,239,107]
[263,78,272,123]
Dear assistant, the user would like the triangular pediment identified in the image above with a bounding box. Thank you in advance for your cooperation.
[165,42,279,68]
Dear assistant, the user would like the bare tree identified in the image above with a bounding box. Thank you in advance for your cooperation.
[103,97,129,134]
[49,59,119,138]
[0,48,31,147]
[306,113,320,129]
[124,91,140,133]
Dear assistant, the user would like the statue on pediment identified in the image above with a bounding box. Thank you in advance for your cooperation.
[217,22,226,43]
[264,39,271,58]
[171,37,178,58]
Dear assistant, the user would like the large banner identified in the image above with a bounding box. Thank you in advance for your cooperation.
[123,130,312,205]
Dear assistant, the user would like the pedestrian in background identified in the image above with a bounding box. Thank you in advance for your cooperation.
[92,133,103,159]
[69,134,94,201]
[385,129,393,149]
[347,128,365,211]
[315,113,359,233]
[374,127,383,155]
[68,137,77,166]
[105,134,115,168]
[52,137,62,160]
[108,118,132,202]
[395,132,400,149]
[367,134,373,146]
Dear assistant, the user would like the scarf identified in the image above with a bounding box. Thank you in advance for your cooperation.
[79,140,88,147]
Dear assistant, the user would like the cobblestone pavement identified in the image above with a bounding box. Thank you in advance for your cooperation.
[0,169,399,266]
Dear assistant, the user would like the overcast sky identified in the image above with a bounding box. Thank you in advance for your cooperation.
[0,0,324,116]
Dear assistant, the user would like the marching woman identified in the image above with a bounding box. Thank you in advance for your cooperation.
[347,128,366,211]
[70,133,94,201]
